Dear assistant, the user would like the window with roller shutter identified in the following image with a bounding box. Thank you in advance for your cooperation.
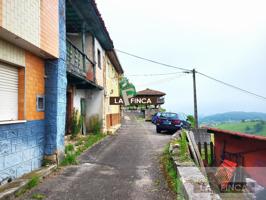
[0,63,18,121]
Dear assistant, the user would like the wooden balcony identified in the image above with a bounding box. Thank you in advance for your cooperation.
[66,39,95,82]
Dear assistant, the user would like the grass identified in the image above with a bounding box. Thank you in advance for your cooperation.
[31,193,46,200]
[65,144,74,153]
[200,145,212,166]
[135,115,145,121]
[161,144,184,199]
[215,120,266,136]
[15,176,40,197]
[61,133,106,166]
[177,131,191,162]
[60,153,77,166]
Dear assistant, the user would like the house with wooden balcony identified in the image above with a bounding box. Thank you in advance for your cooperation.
[135,88,166,120]
[65,0,123,134]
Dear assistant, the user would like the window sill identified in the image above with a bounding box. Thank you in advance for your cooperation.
[0,120,27,125]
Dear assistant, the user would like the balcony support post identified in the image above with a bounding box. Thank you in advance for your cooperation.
[82,22,86,72]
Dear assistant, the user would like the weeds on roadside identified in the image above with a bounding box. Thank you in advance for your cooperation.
[60,153,77,166]
[178,131,191,162]
[70,109,83,139]
[161,144,185,199]
[15,176,40,197]
[31,193,46,200]
[61,133,106,166]
[65,144,74,153]
[161,144,179,193]
[89,115,102,134]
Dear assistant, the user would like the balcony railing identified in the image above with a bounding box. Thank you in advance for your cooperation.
[66,39,95,82]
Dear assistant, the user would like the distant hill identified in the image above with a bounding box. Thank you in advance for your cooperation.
[215,121,266,136]
[200,112,266,124]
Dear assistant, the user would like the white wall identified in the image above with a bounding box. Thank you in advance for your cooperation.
[72,87,104,132]
[85,89,104,130]
[94,38,105,87]
[73,89,86,112]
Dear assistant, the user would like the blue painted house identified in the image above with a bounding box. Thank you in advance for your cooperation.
[0,0,67,184]
[0,0,123,184]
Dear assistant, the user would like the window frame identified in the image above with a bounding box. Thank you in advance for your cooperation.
[36,95,45,112]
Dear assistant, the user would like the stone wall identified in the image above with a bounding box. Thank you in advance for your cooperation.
[0,120,45,183]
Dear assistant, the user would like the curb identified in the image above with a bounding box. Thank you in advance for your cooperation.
[169,140,220,199]
[0,165,56,200]
[0,129,121,200]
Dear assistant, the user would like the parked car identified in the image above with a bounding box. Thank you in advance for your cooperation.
[156,112,182,133]
[178,113,191,130]
[151,112,161,124]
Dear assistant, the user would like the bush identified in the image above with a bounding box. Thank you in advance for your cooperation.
[89,115,102,134]
[254,123,263,132]
[187,115,195,128]
[71,109,83,138]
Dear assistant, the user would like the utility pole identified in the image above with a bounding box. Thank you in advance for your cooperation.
[192,69,199,129]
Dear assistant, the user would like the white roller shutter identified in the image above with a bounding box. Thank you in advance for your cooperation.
[0,63,18,121]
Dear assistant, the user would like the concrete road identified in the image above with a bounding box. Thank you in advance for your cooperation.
[21,112,175,200]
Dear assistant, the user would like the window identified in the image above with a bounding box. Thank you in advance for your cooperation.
[97,49,101,69]
[161,113,178,118]
[0,63,18,121]
[36,95,45,112]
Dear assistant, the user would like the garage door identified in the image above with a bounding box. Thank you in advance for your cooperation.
[0,63,18,121]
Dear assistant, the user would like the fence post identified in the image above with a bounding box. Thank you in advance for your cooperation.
[210,142,214,166]
[198,142,202,156]
[204,142,208,164]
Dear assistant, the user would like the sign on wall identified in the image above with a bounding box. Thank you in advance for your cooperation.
[110,96,158,105]
[109,77,160,106]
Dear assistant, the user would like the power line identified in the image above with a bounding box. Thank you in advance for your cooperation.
[116,49,266,102]
[126,71,184,77]
[197,71,266,101]
[135,73,187,87]
[116,49,191,72]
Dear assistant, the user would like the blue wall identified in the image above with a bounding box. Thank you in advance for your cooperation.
[44,0,66,157]
[0,0,67,183]
[0,121,45,183]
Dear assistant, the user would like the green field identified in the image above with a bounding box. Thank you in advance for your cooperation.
[215,121,266,136]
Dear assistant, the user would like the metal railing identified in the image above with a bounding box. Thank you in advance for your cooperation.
[66,39,95,81]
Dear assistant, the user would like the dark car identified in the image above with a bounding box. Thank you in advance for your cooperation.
[178,113,191,130]
[156,112,182,133]
[151,112,161,124]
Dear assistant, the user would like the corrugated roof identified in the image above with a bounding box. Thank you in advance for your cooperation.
[137,88,166,96]
[66,0,114,50]
[207,127,266,141]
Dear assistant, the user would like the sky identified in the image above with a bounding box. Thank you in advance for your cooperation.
[96,0,266,116]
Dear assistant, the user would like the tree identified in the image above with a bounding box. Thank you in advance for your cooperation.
[245,126,251,133]
[254,123,263,133]
[187,115,195,128]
